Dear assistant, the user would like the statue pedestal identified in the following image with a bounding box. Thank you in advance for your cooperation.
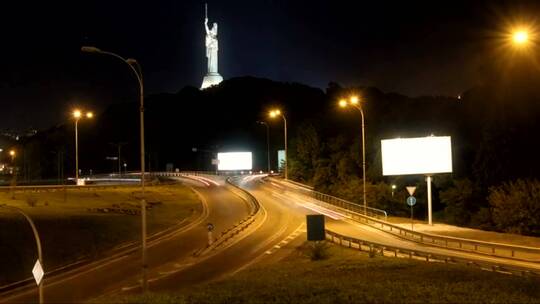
[201,73,223,89]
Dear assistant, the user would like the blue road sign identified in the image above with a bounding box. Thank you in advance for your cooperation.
[407,196,417,207]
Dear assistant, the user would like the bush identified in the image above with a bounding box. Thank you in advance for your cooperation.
[439,179,479,226]
[488,179,540,235]
[306,241,331,261]
[26,197,38,207]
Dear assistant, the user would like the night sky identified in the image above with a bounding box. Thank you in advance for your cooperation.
[1,0,539,130]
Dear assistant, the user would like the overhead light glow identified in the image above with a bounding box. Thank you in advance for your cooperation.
[513,30,529,44]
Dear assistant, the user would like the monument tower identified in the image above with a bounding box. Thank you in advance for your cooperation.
[201,3,223,89]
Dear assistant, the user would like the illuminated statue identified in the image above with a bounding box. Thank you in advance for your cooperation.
[201,3,223,89]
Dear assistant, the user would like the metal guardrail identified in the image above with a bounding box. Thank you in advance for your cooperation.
[190,176,263,256]
[267,177,388,220]
[270,177,540,263]
[326,229,540,277]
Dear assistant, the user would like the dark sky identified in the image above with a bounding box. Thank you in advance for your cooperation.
[1,0,539,130]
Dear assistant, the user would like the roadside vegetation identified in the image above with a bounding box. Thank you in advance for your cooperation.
[0,184,201,286]
[100,242,540,303]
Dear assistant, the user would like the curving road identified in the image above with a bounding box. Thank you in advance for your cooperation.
[2,176,252,303]
[5,173,536,303]
[255,176,540,273]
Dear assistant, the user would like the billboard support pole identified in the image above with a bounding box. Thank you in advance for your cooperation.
[426,175,433,225]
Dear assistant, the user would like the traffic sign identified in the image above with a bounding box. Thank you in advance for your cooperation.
[406,196,417,207]
[32,260,44,285]
[306,214,325,241]
[406,186,416,196]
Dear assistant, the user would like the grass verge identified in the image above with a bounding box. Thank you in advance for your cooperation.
[97,242,540,303]
[0,184,201,286]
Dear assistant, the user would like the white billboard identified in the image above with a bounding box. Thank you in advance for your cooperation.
[217,152,253,171]
[381,136,452,176]
[277,149,285,170]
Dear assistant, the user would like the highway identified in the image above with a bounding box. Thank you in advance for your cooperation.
[256,176,540,273]
[4,173,539,302]
[1,176,252,303]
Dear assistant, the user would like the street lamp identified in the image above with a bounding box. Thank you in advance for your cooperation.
[513,30,529,45]
[73,109,93,182]
[9,149,15,163]
[257,121,271,173]
[81,46,148,292]
[269,109,288,179]
[339,95,368,215]
[0,204,44,304]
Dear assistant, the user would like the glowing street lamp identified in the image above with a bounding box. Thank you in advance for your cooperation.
[73,109,93,182]
[512,30,529,45]
[81,46,148,292]
[9,149,15,162]
[338,95,368,215]
[269,109,288,179]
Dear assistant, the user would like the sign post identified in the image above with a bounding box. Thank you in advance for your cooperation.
[381,136,453,226]
[207,223,215,246]
[406,196,417,230]
[306,214,325,241]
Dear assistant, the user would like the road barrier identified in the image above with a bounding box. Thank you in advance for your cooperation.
[326,229,540,277]
[187,175,263,256]
[266,177,387,220]
[266,177,540,263]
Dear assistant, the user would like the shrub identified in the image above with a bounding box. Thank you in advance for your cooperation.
[488,179,540,235]
[26,197,38,207]
[306,241,331,261]
[439,179,479,226]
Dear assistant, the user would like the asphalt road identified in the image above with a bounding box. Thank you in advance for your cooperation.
[259,177,540,272]
[5,173,538,303]
[2,176,251,303]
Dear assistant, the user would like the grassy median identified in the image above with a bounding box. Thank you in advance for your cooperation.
[0,184,201,286]
[103,242,540,304]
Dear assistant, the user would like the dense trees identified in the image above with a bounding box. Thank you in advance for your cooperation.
[12,73,540,235]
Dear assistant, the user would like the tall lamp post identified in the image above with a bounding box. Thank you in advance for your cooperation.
[81,46,148,292]
[269,109,288,179]
[257,121,271,173]
[339,95,367,215]
[73,110,93,182]
[0,204,44,304]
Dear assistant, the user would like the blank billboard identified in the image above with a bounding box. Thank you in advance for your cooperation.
[217,152,253,171]
[381,136,452,176]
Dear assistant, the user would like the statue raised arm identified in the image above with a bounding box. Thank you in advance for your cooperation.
[201,3,223,89]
